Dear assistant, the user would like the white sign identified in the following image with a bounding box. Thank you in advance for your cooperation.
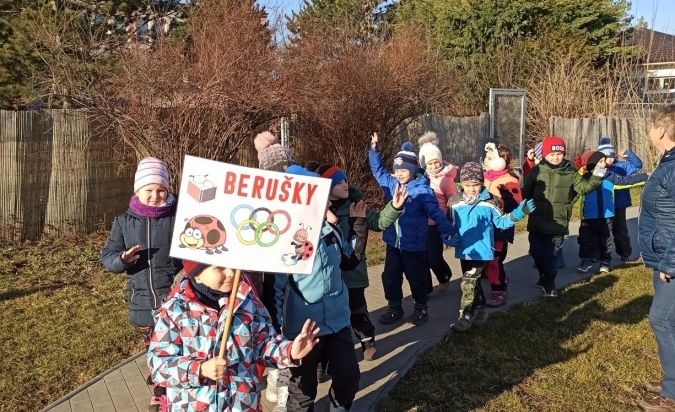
[170,156,331,275]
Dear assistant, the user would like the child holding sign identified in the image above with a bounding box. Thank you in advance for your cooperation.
[369,133,456,326]
[148,262,319,412]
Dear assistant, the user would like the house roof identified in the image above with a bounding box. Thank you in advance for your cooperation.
[627,28,675,64]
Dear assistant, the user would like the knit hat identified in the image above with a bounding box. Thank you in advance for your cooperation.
[460,162,484,183]
[317,165,348,189]
[182,260,206,278]
[284,164,320,178]
[541,136,567,159]
[598,136,616,159]
[258,144,297,172]
[418,131,443,167]
[254,131,278,153]
[574,150,605,170]
[134,157,170,193]
[393,142,419,176]
[534,142,543,161]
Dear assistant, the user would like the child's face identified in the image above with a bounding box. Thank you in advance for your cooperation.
[329,180,349,200]
[484,152,496,169]
[136,183,168,206]
[462,181,482,197]
[425,159,441,172]
[604,157,615,166]
[394,169,412,184]
[596,158,607,169]
[195,266,235,293]
[545,152,564,165]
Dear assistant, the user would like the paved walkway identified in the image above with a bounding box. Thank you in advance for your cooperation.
[43,207,642,412]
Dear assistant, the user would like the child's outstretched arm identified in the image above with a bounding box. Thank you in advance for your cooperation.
[101,218,140,273]
[606,170,648,188]
[368,133,397,198]
[421,190,455,237]
[367,184,407,231]
[572,170,604,196]
[253,306,318,368]
[492,198,536,229]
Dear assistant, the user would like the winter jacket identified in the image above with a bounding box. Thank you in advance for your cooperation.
[522,157,538,178]
[576,169,647,220]
[639,147,675,276]
[332,186,402,289]
[101,204,183,328]
[522,160,603,236]
[148,275,296,412]
[369,147,456,252]
[426,161,458,224]
[277,221,364,339]
[608,151,643,209]
[484,171,522,243]
[447,188,518,261]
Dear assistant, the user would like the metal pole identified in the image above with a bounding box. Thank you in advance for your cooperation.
[519,93,527,185]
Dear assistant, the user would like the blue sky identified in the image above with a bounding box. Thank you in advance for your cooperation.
[257,0,674,35]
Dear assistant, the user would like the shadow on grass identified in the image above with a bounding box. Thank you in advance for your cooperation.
[376,273,652,412]
[0,282,86,301]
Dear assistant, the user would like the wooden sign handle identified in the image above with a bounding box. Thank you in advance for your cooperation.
[217,269,242,359]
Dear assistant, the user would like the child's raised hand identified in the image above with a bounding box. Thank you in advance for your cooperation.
[199,357,227,381]
[350,201,367,218]
[121,245,142,264]
[392,184,408,210]
[618,149,627,158]
[326,209,339,224]
[371,132,378,149]
[290,319,320,361]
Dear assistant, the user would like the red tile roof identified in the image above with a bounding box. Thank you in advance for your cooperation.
[627,28,675,63]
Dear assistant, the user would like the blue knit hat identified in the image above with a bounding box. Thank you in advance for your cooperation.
[284,165,320,178]
[598,137,615,159]
[316,165,347,189]
[393,142,418,176]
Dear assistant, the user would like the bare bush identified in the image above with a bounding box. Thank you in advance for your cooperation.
[280,27,456,202]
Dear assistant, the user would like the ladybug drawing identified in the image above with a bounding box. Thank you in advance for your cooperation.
[291,224,314,261]
[179,215,228,255]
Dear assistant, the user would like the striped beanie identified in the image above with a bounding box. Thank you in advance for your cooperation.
[134,157,169,193]
[393,142,418,176]
[534,142,543,161]
[598,136,616,158]
[317,165,348,189]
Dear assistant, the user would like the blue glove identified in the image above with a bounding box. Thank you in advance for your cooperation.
[511,199,536,221]
[442,235,460,247]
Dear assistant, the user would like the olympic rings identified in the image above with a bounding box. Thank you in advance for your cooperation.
[267,210,291,235]
[249,207,272,231]
[236,219,281,247]
[231,204,254,231]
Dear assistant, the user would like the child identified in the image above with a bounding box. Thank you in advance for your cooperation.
[369,133,456,326]
[522,137,604,297]
[483,143,523,307]
[274,165,402,412]
[573,150,647,274]
[522,142,543,178]
[417,131,458,293]
[316,163,406,362]
[445,162,535,332]
[598,136,644,261]
[101,157,183,412]
[254,131,297,172]
[147,261,320,412]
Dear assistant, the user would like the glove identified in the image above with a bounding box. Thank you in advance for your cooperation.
[442,235,460,248]
[511,199,536,221]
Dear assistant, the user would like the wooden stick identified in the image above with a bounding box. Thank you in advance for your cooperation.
[217,269,242,359]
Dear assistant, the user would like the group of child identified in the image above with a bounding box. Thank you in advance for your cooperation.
[101,128,646,411]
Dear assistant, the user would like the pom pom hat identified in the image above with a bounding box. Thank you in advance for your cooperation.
[394,142,419,176]
[541,136,567,158]
[598,136,616,158]
[418,131,443,167]
[134,157,169,193]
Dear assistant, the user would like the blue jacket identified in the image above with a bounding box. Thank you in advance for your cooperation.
[447,188,517,261]
[609,151,643,209]
[101,205,183,328]
[639,147,675,276]
[579,170,648,220]
[276,222,354,339]
[369,148,455,252]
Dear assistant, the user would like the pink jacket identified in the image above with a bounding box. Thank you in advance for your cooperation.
[427,161,458,225]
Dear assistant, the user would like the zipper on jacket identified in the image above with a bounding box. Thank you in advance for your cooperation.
[147,217,157,308]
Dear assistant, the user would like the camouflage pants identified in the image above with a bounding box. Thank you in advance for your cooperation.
[459,260,488,316]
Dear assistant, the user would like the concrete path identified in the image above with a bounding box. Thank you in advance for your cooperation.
[42,207,642,412]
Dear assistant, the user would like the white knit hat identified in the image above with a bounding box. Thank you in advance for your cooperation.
[134,157,169,193]
[418,131,443,167]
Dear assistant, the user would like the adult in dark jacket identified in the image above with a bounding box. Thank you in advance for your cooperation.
[638,104,675,412]
[101,157,182,412]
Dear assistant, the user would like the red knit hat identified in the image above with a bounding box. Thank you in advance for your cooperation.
[541,136,566,158]
[182,260,206,277]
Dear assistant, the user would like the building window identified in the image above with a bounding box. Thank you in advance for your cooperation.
[664,78,675,91]
[647,77,661,90]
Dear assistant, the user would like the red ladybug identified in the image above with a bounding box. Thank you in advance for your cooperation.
[291,225,314,260]
[179,215,228,254]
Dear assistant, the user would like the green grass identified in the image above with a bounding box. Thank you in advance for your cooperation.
[0,234,144,412]
[377,263,659,411]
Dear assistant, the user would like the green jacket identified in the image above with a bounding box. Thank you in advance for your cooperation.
[332,186,402,289]
[522,160,602,235]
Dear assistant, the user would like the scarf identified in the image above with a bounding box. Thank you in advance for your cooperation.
[189,276,230,311]
[129,194,175,218]
[461,190,480,205]
[484,168,510,182]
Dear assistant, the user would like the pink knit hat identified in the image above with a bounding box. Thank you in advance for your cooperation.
[134,157,170,193]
